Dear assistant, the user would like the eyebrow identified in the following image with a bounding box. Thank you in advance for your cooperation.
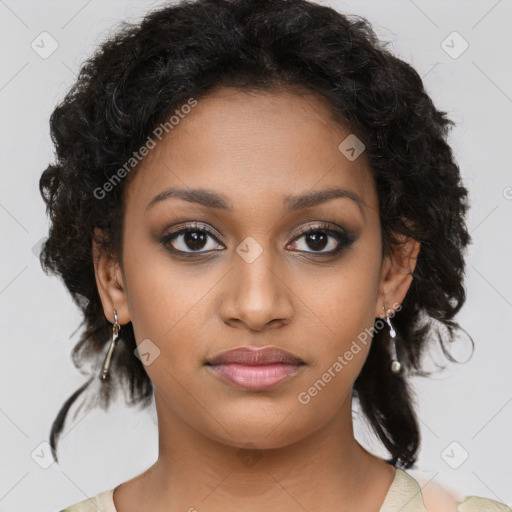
[145,187,232,212]
[145,186,366,217]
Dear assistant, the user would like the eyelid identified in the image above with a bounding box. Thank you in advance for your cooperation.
[164,221,224,242]
[288,222,355,254]
[292,221,347,239]
[159,222,225,257]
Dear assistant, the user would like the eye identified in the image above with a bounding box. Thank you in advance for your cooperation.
[287,223,355,255]
[161,222,224,254]
[160,221,356,257]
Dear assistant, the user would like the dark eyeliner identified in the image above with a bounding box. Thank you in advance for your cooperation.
[290,223,356,256]
[159,221,356,257]
[159,222,224,257]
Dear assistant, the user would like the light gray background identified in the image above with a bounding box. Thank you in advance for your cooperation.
[1,1,511,511]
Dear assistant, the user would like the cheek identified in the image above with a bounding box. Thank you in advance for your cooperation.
[298,240,381,377]
[300,242,381,336]
[121,239,221,379]
[122,229,197,333]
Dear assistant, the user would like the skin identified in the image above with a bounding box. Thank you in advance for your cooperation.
[93,86,420,512]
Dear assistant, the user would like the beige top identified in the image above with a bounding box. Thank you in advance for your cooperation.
[59,468,512,512]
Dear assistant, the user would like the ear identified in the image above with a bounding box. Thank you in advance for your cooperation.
[374,222,420,318]
[92,228,131,325]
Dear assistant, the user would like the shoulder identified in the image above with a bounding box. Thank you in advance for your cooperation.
[457,496,512,512]
[404,470,512,512]
[416,474,461,512]
[59,488,117,512]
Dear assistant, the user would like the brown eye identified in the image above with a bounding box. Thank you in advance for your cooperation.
[303,231,329,251]
[161,224,224,254]
[288,224,356,255]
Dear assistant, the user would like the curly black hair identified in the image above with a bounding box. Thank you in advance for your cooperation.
[39,0,472,468]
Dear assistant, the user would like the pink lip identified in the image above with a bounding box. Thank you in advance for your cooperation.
[205,346,305,391]
[206,362,303,391]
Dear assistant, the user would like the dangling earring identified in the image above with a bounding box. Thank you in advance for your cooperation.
[382,306,401,374]
[100,310,121,381]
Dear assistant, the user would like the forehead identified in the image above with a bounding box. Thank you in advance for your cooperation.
[124,87,377,218]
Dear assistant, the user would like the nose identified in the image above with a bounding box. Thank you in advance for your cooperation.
[219,245,294,332]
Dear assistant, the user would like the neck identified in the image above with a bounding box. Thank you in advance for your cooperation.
[128,391,394,512]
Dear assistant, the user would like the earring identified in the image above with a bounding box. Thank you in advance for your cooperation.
[100,310,121,381]
[382,306,401,374]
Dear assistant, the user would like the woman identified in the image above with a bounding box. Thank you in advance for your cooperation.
[38,0,511,511]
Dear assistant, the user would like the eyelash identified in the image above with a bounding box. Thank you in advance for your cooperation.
[160,221,355,258]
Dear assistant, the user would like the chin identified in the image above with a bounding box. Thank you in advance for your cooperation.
[202,414,316,451]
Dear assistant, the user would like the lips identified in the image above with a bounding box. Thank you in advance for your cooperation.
[206,346,305,366]
[205,346,306,391]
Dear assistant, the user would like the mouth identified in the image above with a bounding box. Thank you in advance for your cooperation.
[204,346,306,391]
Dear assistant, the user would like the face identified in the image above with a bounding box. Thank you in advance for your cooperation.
[94,87,417,450]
